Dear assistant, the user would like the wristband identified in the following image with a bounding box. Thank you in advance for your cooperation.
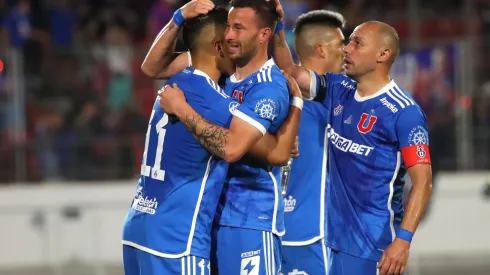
[396,228,413,242]
[173,9,185,27]
[290,97,303,110]
[275,21,285,33]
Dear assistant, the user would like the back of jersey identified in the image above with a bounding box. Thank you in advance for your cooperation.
[218,60,290,236]
[122,68,235,259]
[282,100,329,245]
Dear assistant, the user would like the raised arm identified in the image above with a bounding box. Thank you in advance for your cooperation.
[269,0,313,98]
[141,0,214,78]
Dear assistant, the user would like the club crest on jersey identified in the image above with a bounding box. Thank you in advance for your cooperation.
[334,104,343,116]
[232,90,244,103]
[255,98,277,120]
[229,101,240,113]
[357,113,378,134]
[416,145,427,158]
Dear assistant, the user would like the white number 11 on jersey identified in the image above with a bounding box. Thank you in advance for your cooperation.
[141,109,169,181]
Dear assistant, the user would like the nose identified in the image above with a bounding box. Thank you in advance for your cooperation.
[343,43,351,55]
[225,27,235,41]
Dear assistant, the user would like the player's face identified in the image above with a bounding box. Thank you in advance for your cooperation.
[324,28,345,73]
[343,24,379,79]
[225,7,262,66]
[216,38,236,76]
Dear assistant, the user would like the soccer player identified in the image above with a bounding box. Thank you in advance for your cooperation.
[277,10,346,275]
[271,2,433,274]
[122,3,300,275]
[159,1,297,274]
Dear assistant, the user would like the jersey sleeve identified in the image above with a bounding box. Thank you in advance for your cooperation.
[309,71,352,110]
[308,70,327,101]
[395,106,431,168]
[232,82,288,136]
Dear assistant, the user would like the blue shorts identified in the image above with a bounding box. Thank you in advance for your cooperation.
[211,225,282,275]
[123,245,211,275]
[282,239,328,275]
[327,248,379,275]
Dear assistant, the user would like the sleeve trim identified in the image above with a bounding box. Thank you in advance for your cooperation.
[232,110,267,136]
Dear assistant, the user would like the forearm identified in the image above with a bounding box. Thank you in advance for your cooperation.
[141,20,180,78]
[175,103,230,159]
[174,103,251,162]
[400,174,432,233]
[272,31,313,98]
[272,30,296,75]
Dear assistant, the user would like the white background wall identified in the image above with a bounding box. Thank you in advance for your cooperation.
[0,172,489,270]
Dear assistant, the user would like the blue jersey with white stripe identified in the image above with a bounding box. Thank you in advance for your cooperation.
[122,67,236,259]
[217,59,289,235]
[311,72,431,261]
[282,100,329,245]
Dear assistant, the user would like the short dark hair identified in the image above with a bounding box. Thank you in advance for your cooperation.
[182,7,229,51]
[294,10,346,35]
[229,0,279,30]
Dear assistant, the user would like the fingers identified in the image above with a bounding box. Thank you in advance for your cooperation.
[377,256,386,275]
[197,0,214,14]
[393,264,402,275]
[387,261,397,275]
[290,136,299,158]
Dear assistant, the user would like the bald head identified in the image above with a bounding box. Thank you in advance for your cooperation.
[360,21,400,66]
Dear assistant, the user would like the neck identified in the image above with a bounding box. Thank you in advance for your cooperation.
[191,53,221,84]
[301,58,328,75]
[355,70,391,98]
[234,47,269,81]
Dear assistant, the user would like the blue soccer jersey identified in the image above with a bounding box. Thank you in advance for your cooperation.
[311,72,431,261]
[122,67,237,259]
[282,100,329,245]
[216,59,290,235]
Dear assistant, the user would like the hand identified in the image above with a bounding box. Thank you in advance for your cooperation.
[266,0,284,21]
[282,71,302,98]
[181,0,215,20]
[377,238,410,275]
[159,83,188,116]
[290,136,299,158]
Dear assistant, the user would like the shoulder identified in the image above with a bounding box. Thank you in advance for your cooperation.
[385,83,425,118]
[171,69,228,99]
[253,64,287,87]
[323,73,356,90]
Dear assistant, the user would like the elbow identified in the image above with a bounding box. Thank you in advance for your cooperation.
[223,147,245,163]
[267,152,290,166]
[141,63,158,78]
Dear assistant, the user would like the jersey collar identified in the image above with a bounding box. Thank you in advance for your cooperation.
[229,58,275,83]
[354,80,396,102]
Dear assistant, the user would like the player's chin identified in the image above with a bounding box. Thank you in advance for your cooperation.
[344,66,354,77]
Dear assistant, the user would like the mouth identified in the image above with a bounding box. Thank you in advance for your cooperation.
[227,42,240,54]
[343,57,353,69]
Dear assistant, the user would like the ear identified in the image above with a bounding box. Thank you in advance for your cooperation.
[259,28,272,44]
[315,44,327,58]
[214,40,225,58]
[377,48,392,63]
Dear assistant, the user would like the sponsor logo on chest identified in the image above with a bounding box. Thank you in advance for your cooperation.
[327,125,374,156]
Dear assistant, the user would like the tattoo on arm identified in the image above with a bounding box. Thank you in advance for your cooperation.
[181,113,229,159]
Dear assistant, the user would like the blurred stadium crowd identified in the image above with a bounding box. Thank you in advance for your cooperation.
[0,0,489,183]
